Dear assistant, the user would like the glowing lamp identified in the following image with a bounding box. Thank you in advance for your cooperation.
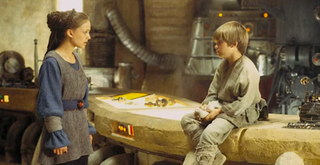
[263,13,268,18]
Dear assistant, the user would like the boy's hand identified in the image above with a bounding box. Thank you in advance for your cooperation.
[203,108,222,122]
[53,146,68,155]
[199,104,207,110]
[90,135,93,144]
[194,104,208,121]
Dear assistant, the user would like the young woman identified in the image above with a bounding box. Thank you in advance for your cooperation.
[36,9,96,165]
[181,21,263,165]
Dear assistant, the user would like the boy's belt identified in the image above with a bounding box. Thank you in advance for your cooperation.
[63,100,84,111]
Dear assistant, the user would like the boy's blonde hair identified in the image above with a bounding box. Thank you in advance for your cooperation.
[213,21,248,55]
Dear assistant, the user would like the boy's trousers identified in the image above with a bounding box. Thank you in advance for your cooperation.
[181,113,235,165]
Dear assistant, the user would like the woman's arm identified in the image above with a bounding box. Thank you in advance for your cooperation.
[36,57,70,149]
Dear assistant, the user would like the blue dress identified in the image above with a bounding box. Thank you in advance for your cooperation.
[36,51,96,164]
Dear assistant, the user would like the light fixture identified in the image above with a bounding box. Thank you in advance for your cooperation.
[263,12,268,18]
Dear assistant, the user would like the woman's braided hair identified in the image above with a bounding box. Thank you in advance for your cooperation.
[46,9,89,54]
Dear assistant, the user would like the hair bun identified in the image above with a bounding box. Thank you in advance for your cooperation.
[47,11,65,31]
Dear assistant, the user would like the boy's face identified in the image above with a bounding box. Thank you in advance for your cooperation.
[214,40,234,59]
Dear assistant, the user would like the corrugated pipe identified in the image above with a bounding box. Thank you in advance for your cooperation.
[105,5,180,70]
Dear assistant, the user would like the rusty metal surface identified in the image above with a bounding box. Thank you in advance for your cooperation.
[0,88,38,113]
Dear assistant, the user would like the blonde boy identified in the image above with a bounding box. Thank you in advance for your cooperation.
[181,21,262,165]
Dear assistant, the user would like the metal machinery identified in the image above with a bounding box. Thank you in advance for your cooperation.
[0,50,40,165]
[292,14,320,125]
[265,0,320,116]
[185,0,320,120]
[269,45,320,115]
[185,3,277,76]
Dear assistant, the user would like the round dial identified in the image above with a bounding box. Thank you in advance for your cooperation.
[312,53,320,66]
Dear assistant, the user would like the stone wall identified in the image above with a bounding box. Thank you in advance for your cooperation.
[0,0,56,72]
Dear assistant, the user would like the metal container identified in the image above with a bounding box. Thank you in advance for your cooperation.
[185,17,223,76]
[256,54,267,76]
[114,63,133,89]
[83,67,116,89]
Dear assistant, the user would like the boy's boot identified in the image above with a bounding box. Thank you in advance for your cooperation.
[212,152,226,165]
[182,151,196,165]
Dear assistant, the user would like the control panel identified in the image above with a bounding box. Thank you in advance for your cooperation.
[207,10,276,39]
[0,94,9,103]
[0,88,38,113]
[112,121,134,138]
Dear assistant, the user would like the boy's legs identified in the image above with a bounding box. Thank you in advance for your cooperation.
[181,112,206,148]
[195,118,234,165]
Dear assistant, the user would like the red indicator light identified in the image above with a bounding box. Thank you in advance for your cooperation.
[204,23,210,30]
[128,125,134,136]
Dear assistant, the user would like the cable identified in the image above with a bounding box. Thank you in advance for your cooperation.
[267,46,285,107]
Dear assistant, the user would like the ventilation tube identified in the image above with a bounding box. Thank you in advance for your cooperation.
[105,5,180,70]
[315,6,320,22]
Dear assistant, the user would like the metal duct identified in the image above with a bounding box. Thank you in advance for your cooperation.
[315,6,320,22]
[105,5,179,70]
[5,117,32,163]
[21,121,42,165]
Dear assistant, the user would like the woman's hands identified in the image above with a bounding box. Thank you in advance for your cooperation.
[53,146,67,155]
[53,135,93,155]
